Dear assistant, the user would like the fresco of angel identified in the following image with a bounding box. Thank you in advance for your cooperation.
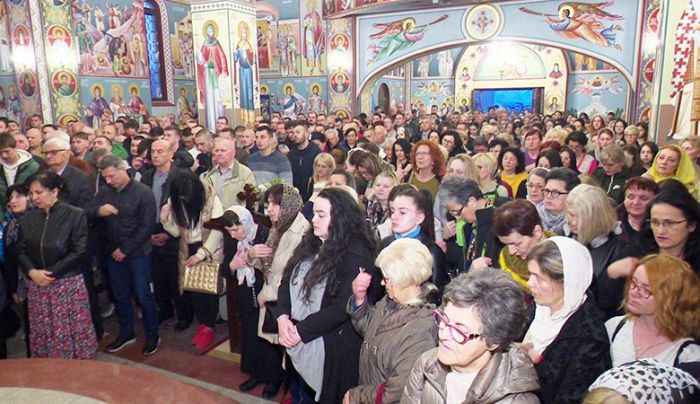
[367,15,448,64]
[519,2,624,50]
[573,75,622,96]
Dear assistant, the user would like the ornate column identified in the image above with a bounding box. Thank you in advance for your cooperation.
[191,0,259,129]
[326,17,353,117]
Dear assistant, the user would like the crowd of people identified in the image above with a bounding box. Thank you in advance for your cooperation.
[0,104,699,403]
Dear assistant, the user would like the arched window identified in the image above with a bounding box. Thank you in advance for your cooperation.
[144,0,166,101]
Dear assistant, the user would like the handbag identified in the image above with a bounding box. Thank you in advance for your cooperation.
[183,247,226,295]
[261,301,278,333]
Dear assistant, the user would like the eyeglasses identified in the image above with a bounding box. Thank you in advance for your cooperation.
[542,189,568,198]
[415,151,431,157]
[447,204,465,217]
[433,309,481,345]
[44,149,68,156]
[629,279,653,299]
[649,219,687,230]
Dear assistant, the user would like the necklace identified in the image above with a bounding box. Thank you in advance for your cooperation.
[634,339,671,358]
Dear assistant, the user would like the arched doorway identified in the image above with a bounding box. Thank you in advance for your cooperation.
[377,83,390,113]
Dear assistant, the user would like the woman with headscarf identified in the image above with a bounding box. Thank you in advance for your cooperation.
[221,206,283,398]
[249,183,309,345]
[644,144,698,199]
[521,237,611,404]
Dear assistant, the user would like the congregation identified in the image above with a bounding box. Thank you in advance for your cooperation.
[0,104,699,404]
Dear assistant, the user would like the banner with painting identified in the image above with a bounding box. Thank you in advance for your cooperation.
[79,77,151,128]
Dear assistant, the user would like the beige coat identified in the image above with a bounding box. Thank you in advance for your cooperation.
[256,212,310,343]
[347,296,437,404]
[202,159,256,210]
[401,348,540,404]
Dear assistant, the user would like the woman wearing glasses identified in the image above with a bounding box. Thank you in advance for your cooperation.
[344,239,439,404]
[402,268,539,403]
[605,255,700,367]
[524,168,548,207]
[609,188,700,279]
[408,140,445,201]
[521,237,611,403]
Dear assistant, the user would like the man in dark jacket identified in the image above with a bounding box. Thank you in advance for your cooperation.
[43,138,93,208]
[139,139,192,330]
[85,155,160,356]
[286,121,320,202]
[162,126,194,169]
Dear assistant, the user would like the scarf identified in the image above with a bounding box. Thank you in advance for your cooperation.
[647,144,698,198]
[589,359,700,402]
[394,225,422,240]
[228,206,257,287]
[537,203,566,232]
[523,236,593,356]
[264,184,303,272]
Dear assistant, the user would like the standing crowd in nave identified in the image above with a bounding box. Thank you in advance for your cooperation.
[0,101,699,403]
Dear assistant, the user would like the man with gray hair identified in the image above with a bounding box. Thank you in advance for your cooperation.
[402,268,539,403]
[202,137,256,208]
[85,155,160,356]
[43,137,92,208]
[438,177,500,274]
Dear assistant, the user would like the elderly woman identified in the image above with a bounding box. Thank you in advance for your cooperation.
[272,188,377,403]
[562,184,626,318]
[344,239,439,404]
[644,144,698,198]
[616,177,659,242]
[592,145,634,204]
[408,140,445,200]
[493,199,551,293]
[221,206,282,398]
[522,237,611,403]
[402,268,540,403]
[250,184,308,343]
[605,255,700,368]
[434,154,481,241]
[18,172,96,359]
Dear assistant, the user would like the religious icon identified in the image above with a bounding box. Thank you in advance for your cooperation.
[47,25,72,49]
[303,0,325,75]
[0,2,12,73]
[234,20,256,124]
[196,20,228,130]
[109,84,127,120]
[52,70,77,96]
[18,69,36,97]
[12,25,30,47]
[84,84,110,128]
[176,86,192,122]
[367,15,448,64]
[330,71,350,93]
[276,83,305,119]
[127,85,148,124]
[307,83,326,114]
[550,62,563,79]
[329,33,349,53]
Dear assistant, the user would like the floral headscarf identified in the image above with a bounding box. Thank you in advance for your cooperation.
[265,183,303,255]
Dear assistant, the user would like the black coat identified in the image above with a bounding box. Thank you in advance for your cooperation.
[17,201,88,279]
[588,234,626,319]
[448,207,501,276]
[273,238,375,404]
[139,165,188,236]
[534,296,611,404]
[57,165,93,208]
[382,233,449,292]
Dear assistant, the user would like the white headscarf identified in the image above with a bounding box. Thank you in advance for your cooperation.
[228,206,258,287]
[524,236,593,355]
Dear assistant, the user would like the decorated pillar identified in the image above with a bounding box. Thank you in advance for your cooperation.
[191,0,259,129]
[4,0,44,127]
[38,0,81,125]
[634,0,662,124]
[326,17,353,117]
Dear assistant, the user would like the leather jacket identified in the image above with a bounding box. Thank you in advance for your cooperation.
[18,201,88,280]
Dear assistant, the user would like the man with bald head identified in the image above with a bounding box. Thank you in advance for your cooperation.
[202,137,256,208]
[139,139,193,329]
[26,128,44,159]
[237,127,258,156]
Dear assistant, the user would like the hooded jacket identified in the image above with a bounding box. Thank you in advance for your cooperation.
[0,149,39,217]
[347,294,438,404]
[400,348,540,404]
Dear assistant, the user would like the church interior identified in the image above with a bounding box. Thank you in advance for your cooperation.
[1,0,700,402]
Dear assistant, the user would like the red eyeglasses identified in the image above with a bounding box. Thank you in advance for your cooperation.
[433,309,482,345]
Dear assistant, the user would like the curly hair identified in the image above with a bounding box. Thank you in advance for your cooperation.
[624,255,700,340]
[410,139,445,177]
[282,187,378,302]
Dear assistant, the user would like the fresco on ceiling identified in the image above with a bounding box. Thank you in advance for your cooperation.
[167,2,194,79]
[567,50,614,71]
[358,1,641,91]
[567,71,628,119]
[474,46,546,80]
[411,79,453,112]
[412,48,460,78]
[72,0,150,78]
